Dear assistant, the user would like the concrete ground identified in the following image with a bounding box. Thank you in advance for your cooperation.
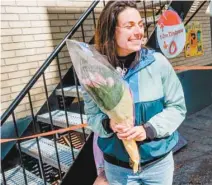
[173,104,212,185]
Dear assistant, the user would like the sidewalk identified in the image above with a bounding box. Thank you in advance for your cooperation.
[173,104,212,185]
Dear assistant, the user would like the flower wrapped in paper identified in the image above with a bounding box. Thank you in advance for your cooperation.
[66,40,140,173]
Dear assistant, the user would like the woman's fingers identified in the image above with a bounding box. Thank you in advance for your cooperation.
[115,124,131,133]
[110,123,117,132]
[127,131,143,140]
[109,119,118,132]
[110,120,133,133]
[117,128,136,139]
[134,126,147,141]
[134,132,146,141]
[116,126,147,141]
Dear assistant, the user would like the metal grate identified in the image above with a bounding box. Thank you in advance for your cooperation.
[56,86,83,98]
[57,133,84,150]
[0,166,49,185]
[37,110,91,134]
[190,1,200,12]
[20,137,79,172]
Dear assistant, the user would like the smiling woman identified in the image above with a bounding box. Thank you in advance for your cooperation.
[84,1,187,185]
[94,1,144,67]
[115,8,144,56]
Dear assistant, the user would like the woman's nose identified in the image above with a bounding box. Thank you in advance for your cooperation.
[134,25,144,38]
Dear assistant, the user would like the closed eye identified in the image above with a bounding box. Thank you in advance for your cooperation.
[125,25,134,29]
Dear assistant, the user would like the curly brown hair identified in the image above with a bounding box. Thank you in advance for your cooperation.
[95,1,138,67]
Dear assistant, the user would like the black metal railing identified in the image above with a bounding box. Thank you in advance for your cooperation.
[12,112,28,185]
[143,0,169,39]
[1,0,100,124]
[28,91,47,184]
[1,1,101,184]
[1,0,206,184]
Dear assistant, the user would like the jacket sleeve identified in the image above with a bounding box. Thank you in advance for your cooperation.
[147,53,187,138]
[82,91,114,138]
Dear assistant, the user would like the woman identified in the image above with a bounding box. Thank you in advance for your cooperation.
[83,1,186,185]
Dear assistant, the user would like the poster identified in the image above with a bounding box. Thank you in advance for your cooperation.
[185,22,204,57]
[156,10,186,58]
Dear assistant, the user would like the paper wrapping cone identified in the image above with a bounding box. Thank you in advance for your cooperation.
[105,85,140,173]
[66,40,140,172]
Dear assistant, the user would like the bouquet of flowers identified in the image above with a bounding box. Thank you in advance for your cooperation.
[66,40,140,173]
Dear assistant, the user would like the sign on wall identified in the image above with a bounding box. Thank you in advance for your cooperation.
[185,22,204,58]
[156,10,186,58]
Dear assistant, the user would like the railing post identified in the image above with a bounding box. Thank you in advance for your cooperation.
[151,1,156,27]
[81,24,85,42]
[143,1,149,39]
[56,56,76,161]
[12,112,28,185]
[1,168,7,185]
[28,92,47,184]
[159,0,162,15]
[92,10,96,29]
[73,68,86,141]
[42,73,63,180]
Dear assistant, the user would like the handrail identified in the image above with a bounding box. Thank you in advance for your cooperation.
[1,0,100,124]
[185,1,207,26]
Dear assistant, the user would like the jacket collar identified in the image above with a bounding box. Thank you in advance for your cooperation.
[123,48,155,80]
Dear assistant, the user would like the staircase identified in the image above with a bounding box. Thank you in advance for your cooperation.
[0,166,50,185]
[1,84,91,184]
[1,0,100,184]
[37,109,90,134]
[1,0,202,185]
[20,137,79,172]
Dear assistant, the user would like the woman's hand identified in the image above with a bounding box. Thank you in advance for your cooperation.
[109,119,133,133]
[109,119,117,133]
[115,125,147,141]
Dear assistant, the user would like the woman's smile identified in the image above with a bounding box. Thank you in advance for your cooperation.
[129,39,142,44]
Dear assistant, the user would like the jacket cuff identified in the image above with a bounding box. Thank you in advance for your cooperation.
[102,118,113,134]
[143,123,157,140]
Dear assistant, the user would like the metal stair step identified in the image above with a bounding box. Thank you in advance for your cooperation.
[20,137,79,172]
[37,110,91,134]
[56,86,83,98]
[0,165,49,185]
[137,0,167,9]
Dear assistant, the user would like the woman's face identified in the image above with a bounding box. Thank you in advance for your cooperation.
[115,7,144,56]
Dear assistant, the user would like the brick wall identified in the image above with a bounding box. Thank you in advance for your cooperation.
[1,0,103,119]
[170,2,212,67]
[1,1,211,120]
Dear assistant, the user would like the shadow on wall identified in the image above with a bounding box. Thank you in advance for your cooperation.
[47,4,98,70]
[40,3,99,101]
[28,3,99,115]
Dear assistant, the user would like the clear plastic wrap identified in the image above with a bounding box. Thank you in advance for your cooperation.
[66,40,140,173]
